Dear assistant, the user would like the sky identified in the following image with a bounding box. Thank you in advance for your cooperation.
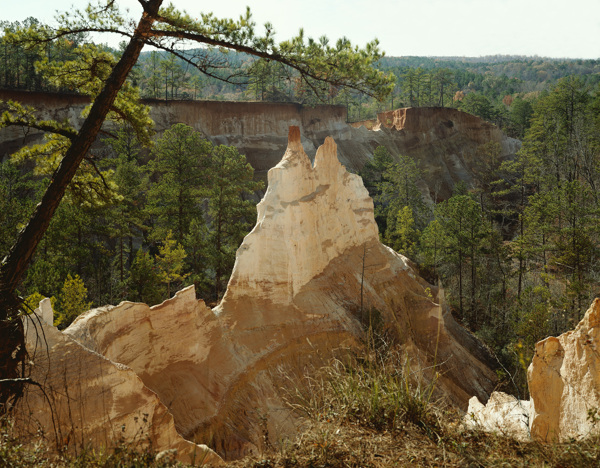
[3,0,600,59]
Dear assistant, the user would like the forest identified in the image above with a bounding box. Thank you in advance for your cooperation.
[1,10,600,404]
[360,76,600,394]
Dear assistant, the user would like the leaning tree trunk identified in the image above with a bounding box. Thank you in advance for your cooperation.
[0,0,163,413]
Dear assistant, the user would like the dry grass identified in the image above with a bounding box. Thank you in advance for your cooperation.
[231,346,600,468]
[279,351,442,438]
[4,345,600,467]
[0,417,184,467]
[230,411,600,468]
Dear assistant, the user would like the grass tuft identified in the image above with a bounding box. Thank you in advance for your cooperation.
[282,348,442,440]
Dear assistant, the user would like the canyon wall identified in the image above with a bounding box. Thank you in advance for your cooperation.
[0,90,519,200]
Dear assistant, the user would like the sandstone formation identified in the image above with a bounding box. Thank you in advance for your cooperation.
[62,127,497,459]
[0,90,519,201]
[19,299,222,465]
[465,392,531,441]
[528,298,600,442]
[464,298,600,444]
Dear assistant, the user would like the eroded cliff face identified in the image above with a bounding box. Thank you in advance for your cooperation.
[0,90,519,201]
[350,107,520,200]
[56,127,497,460]
[528,299,600,442]
[18,298,223,465]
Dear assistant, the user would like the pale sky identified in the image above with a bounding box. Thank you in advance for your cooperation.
[3,0,600,59]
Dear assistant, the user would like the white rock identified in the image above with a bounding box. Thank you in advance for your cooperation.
[465,392,531,441]
[19,299,223,465]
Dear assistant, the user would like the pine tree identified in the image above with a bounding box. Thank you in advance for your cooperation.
[147,123,212,243]
[155,231,188,299]
[435,194,489,326]
[388,206,419,257]
[55,274,92,328]
[206,145,263,298]
[377,153,427,245]
[128,249,164,306]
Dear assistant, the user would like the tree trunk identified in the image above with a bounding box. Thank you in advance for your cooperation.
[459,248,464,317]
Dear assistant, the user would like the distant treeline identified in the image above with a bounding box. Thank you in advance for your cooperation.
[2,17,599,134]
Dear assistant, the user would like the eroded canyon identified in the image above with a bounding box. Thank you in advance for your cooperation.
[17,127,499,460]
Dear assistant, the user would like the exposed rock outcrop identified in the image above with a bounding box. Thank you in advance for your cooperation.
[528,299,600,442]
[62,127,497,459]
[0,90,519,201]
[18,299,222,465]
[464,298,600,444]
[465,392,531,441]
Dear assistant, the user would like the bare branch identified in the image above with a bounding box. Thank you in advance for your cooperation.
[142,38,251,86]
[0,377,43,389]
[83,156,111,190]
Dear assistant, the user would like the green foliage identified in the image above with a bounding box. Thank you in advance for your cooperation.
[183,218,212,295]
[458,93,496,121]
[103,125,148,295]
[388,206,419,257]
[363,149,427,247]
[155,231,187,298]
[397,67,457,108]
[205,144,263,298]
[22,259,63,301]
[55,274,92,328]
[128,249,164,306]
[22,292,56,315]
[0,159,40,259]
[434,194,490,325]
[246,58,293,102]
[147,123,212,243]
[419,219,444,272]
[508,97,534,138]
[14,1,394,103]
[359,145,393,194]
[2,41,153,207]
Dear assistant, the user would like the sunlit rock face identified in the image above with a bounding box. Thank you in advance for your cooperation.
[465,392,531,441]
[59,127,497,459]
[18,299,222,466]
[220,125,378,307]
[528,298,600,442]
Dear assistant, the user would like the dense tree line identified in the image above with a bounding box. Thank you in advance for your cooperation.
[360,77,600,395]
[1,122,260,327]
